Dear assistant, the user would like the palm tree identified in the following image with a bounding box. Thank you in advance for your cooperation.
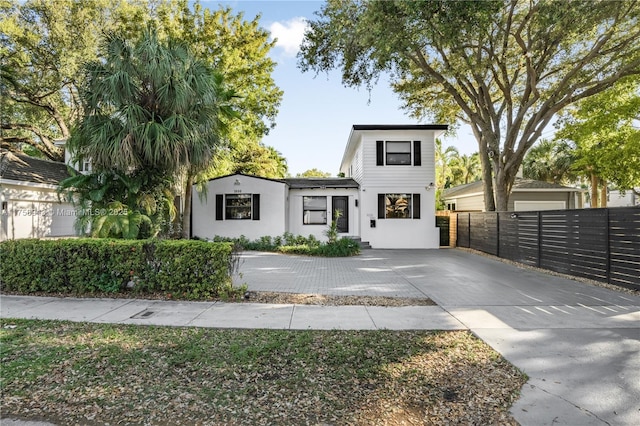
[435,139,459,190]
[451,153,481,186]
[523,139,576,184]
[68,28,233,238]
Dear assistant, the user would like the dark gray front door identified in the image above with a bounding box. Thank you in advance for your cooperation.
[332,196,349,233]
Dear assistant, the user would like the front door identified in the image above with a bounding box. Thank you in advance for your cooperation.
[332,196,349,233]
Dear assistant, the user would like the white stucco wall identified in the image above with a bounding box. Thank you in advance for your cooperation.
[288,187,359,241]
[1,181,77,241]
[359,187,439,249]
[191,175,287,240]
[608,189,639,207]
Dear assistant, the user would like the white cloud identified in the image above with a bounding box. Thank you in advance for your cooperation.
[269,17,308,57]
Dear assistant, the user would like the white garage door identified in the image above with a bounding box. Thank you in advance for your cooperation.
[7,201,77,239]
[514,201,566,212]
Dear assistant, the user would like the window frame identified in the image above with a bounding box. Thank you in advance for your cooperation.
[225,193,252,220]
[384,193,413,219]
[378,193,421,219]
[385,141,412,166]
[302,196,327,225]
[78,159,92,172]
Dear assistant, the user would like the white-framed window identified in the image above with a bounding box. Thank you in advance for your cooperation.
[78,159,91,172]
[225,194,252,220]
[386,141,412,165]
[378,193,421,219]
[303,196,327,224]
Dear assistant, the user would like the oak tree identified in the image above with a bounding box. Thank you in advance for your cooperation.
[299,0,640,210]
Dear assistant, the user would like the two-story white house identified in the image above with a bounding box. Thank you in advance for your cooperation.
[339,124,447,248]
[191,124,448,248]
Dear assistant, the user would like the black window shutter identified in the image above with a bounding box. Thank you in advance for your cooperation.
[376,140,384,166]
[413,140,421,166]
[252,194,260,220]
[215,194,224,220]
[378,194,386,219]
[413,193,421,219]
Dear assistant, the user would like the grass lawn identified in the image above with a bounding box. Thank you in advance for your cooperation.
[1,319,526,425]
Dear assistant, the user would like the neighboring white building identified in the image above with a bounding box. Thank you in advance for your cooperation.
[192,124,448,248]
[0,151,78,240]
[607,189,639,207]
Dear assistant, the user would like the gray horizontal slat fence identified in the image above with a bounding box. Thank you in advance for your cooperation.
[470,213,498,255]
[540,210,571,274]
[516,212,540,266]
[457,207,639,291]
[609,208,640,288]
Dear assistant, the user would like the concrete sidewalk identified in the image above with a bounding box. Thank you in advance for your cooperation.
[0,295,465,331]
[2,249,639,426]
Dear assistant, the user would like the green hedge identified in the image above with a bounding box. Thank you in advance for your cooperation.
[210,233,360,257]
[0,239,240,299]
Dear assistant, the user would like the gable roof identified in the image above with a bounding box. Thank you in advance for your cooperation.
[443,178,582,199]
[341,124,449,171]
[205,172,286,184]
[0,150,71,186]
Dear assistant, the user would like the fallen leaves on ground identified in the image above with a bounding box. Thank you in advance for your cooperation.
[242,291,436,306]
[1,319,526,425]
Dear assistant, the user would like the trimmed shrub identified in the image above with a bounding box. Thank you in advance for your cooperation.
[206,233,360,257]
[313,237,361,257]
[277,244,314,256]
[0,239,241,299]
[147,240,238,298]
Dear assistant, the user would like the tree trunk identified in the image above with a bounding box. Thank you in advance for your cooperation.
[181,173,194,239]
[478,146,496,211]
[600,178,607,208]
[590,173,599,208]
[494,176,510,211]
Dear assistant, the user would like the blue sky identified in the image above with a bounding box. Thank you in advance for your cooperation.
[211,1,479,176]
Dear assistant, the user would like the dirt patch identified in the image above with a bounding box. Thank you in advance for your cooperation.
[0,290,437,307]
[242,290,436,306]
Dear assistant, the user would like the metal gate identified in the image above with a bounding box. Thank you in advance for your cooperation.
[436,216,450,246]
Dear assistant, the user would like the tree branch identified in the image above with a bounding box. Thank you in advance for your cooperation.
[1,123,64,161]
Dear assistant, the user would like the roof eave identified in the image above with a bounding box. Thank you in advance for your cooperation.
[0,178,61,190]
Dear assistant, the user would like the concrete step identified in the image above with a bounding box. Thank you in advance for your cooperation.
[348,237,372,249]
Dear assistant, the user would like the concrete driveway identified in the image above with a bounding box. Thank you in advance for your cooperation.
[239,249,640,426]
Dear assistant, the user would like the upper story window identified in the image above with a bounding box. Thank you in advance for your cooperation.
[303,196,327,224]
[385,141,411,165]
[376,140,421,166]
